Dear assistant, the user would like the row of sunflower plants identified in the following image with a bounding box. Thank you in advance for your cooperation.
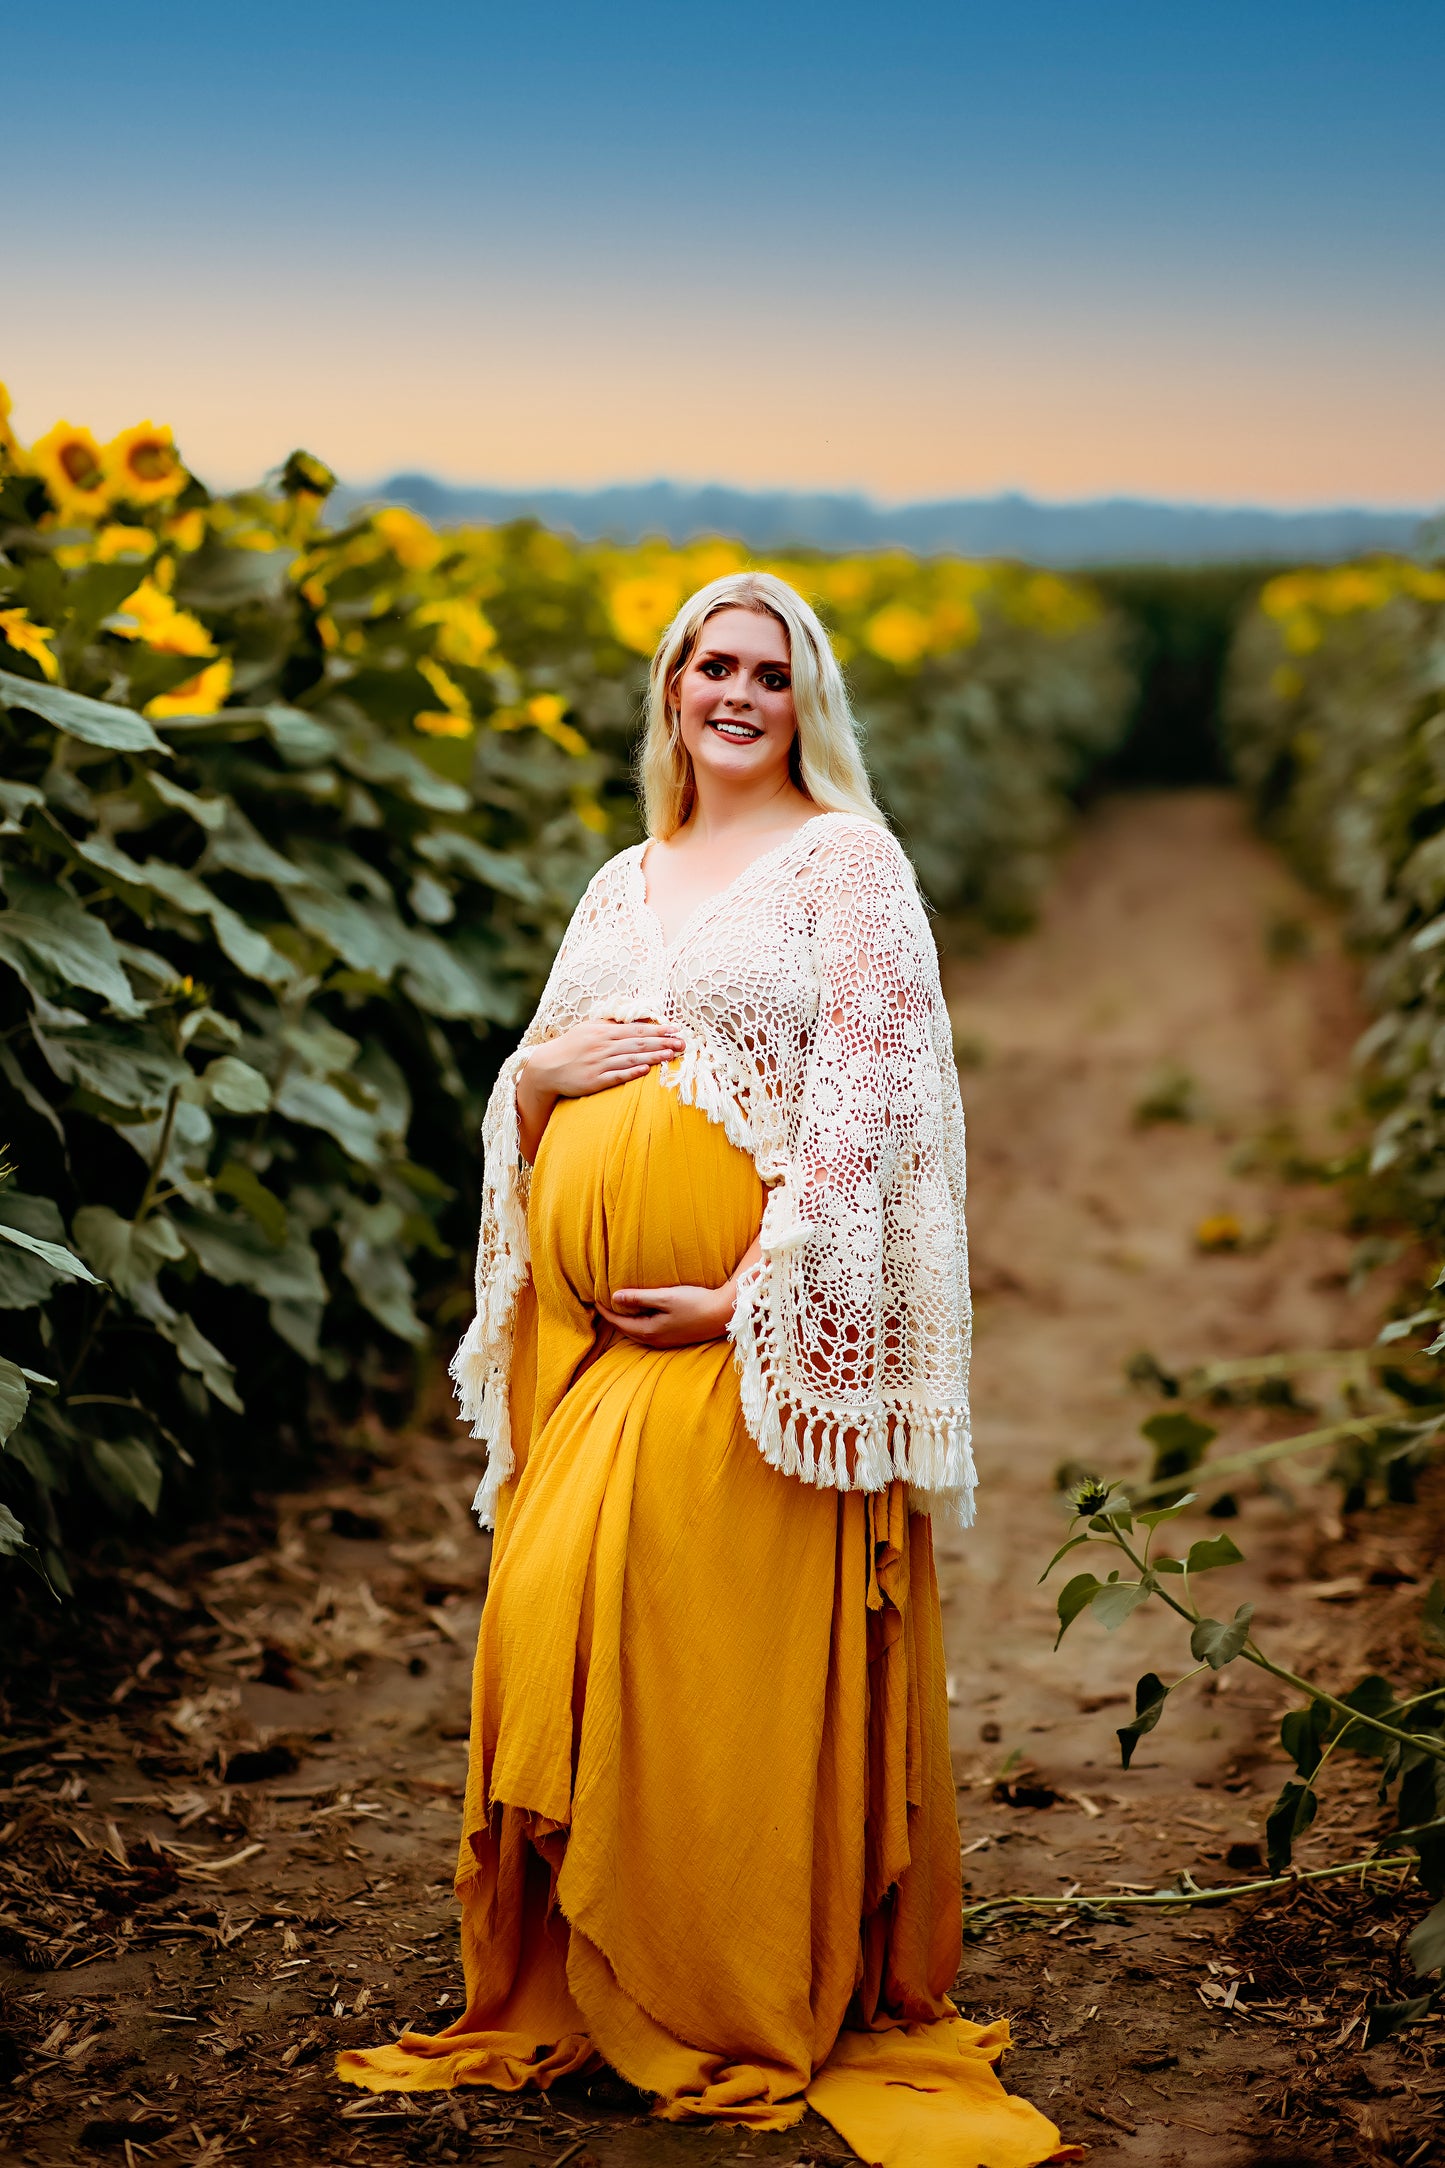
[1139,560,1445,1531]
[1169,558,1445,1526]
[0,387,1133,1589]
[0,401,619,1590]
[1226,557,1445,1239]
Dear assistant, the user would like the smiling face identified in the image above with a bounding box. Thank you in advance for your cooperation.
[672,605,798,802]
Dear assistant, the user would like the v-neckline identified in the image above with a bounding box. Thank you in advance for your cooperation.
[633,813,840,956]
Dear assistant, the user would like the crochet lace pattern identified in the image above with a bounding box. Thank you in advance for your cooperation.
[452,813,974,1529]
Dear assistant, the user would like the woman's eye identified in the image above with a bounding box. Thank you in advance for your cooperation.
[699,660,729,678]
[759,672,790,692]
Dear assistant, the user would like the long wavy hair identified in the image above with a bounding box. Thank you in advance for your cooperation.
[637,571,884,839]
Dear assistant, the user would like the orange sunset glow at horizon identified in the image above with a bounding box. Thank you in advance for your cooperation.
[6,329,1437,512]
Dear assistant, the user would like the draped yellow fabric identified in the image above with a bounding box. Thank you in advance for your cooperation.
[338,1071,1071,2166]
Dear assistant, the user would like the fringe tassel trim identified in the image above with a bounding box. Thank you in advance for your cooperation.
[657,1039,756,1161]
[728,1259,976,1527]
[452,1049,532,1531]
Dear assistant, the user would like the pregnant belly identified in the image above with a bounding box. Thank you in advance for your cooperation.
[528,1069,763,1316]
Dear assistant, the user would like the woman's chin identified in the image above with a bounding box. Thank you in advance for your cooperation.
[691,745,787,791]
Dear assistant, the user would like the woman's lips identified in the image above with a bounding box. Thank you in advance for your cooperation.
[707,718,763,742]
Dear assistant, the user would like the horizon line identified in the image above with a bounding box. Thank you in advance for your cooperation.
[343,472,1434,521]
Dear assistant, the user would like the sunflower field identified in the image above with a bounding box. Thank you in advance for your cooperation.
[1226,558,1445,1237]
[0,390,1131,1585]
[0,408,622,1588]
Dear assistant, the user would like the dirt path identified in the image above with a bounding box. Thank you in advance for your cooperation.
[3,790,1441,2167]
[943,784,1371,1828]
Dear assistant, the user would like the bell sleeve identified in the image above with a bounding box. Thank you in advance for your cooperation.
[728,827,974,1520]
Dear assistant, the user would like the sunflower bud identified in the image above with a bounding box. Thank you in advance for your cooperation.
[281,449,337,500]
[1069,1475,1113,1519]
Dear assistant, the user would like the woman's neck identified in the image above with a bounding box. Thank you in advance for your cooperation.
[679,775,815,848]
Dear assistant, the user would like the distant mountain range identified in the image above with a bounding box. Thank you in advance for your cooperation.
[329,474,1430,567]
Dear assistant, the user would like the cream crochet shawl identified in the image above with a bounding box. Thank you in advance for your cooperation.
[453,812,974,1529]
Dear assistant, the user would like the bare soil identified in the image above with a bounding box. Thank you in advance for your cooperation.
[2,789,1441,2168]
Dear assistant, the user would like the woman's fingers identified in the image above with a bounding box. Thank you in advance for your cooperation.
[542,1017,685,1107]
[599,1290,679,1326]
[602,1034,671,1051]
[574,1022,684,1091]
[593,1282,726,1352]
[592,1049,679,1087]
[596,1303,664,1340]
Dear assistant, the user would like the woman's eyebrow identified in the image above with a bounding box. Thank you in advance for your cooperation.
[696,646,792,670]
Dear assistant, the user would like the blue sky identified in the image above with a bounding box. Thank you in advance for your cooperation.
[5,1,1442,504]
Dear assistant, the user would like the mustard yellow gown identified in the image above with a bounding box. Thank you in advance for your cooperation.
[339,1071,1071,2167]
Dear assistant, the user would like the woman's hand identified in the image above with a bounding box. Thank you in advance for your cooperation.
[596,1281,736,1349]
[596,1240,761,1350]
[517,1018,685,1161]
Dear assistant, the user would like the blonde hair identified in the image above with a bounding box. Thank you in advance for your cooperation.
[638,571,884,839]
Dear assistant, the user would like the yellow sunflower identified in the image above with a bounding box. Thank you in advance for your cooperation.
[525,691,587,756]
[572,787,610,835]
[104,422,186,507]
[0,608,61,682]
[491,690,588,755]
[414,598,497,667]
[164,508,206,553]
[863,602,931,668]
[52,521,160,571]
[110,577,215,657]
[607,569,686,655]
[1194,1212,1243,1253]
[29,421,110,521]
[413,708,475,739]
[416,655,473,717]
[144,657,233,719]
[93,523,159,564]
[374,506,442,572]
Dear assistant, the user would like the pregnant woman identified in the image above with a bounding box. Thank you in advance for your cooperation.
[340,573,1069,2166]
